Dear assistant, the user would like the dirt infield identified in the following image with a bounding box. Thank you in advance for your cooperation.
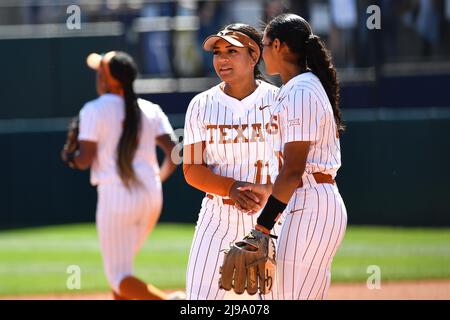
[2,280,450,300]
[326,280,450,300]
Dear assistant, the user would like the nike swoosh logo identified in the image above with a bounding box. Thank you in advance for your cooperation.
[290,208,304,214]
[259,105,270,111]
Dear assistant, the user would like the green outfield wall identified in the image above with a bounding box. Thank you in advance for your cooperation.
[0,118,449,228]
[1,36,449,228]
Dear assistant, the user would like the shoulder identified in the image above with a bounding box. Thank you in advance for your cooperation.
[187,86,219,111]
[258,80,279,92]
[138,98,164,118]
[79,97,103,118]
[291,73,327,104]
[80,94,123,115]
[257,80,279,99]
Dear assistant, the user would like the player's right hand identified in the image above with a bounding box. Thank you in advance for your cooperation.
[237,183,273,214]
[229,181,261,213]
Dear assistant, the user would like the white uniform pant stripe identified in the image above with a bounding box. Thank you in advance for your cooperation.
[299,184,331,299]
[186,199,277,300]
[186,200,217,299]
[187,202,239,300]
[316,194,347,299]
[277,192,296,299]
[96,183,162,293]
[313,185,338,299]
[196,205,224,299]
[290,191,303,300]
[276,184,347,300]
[318,191,347,299]
[297,185,329,299]
[186,198,211,298]
[210,206,231,300]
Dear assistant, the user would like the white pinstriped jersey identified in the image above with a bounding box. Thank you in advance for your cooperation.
[184,80,281,188]
[78,93,174,186]
[272,72,341,179]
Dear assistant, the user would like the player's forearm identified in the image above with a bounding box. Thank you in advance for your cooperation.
[159,157,177,183]
[269,141,309,204]
[156,134,178,182]
[271,164,304,204]
[183,164,235,197]
[70,140,97,170]
[72,151,92,170]
[255,161,305,232]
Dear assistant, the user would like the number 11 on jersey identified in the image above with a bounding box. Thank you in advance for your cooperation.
[254,160,269,184]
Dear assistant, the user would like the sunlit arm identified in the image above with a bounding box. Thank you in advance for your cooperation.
[254,141,311,233]
[271,141,310,203]
[183,142,235,197]
[156,133,178,183]
[73,140,97,170]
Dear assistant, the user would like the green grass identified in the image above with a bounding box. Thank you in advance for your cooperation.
[0,223,192,296]
[332,227,450,282]
[0,223,449,296]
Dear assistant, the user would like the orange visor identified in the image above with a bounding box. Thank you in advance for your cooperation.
[203,29,261,60]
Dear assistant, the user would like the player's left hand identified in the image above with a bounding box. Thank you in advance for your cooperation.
[61,116,80,169]
[218,228,276,295]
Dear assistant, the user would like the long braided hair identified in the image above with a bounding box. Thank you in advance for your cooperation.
[265,14,345,134]
[108,52,142,188]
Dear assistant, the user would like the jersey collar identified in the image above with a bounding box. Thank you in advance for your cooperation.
[216,80,265,117]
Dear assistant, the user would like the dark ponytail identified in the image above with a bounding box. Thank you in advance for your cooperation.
[108,52,142,188]
[117,82,141,188]
[266,14,344,134]
[305,35,344,133]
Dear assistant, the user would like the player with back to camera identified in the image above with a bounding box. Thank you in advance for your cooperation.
[236,13,348,300]
[61,51,183,300]
[183,23,283,300]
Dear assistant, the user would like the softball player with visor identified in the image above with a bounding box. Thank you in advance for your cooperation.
[183,23,283,300]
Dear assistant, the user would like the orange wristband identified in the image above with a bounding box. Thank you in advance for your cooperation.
[255,224,271,235]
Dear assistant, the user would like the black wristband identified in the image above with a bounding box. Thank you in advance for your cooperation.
[257,195,287,231]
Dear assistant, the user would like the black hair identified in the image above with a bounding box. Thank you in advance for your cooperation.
[265,14,344,133]
[223,23,267,82]
[108,52,142,188]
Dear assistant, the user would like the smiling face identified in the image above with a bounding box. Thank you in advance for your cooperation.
[212,39,256,84]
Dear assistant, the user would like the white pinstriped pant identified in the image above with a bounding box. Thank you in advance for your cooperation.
[186,196,283,300]
[276,178,347,300]
[96,181,163,293]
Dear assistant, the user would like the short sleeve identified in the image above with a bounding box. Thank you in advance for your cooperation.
[78,102,101,142]
[183,95,206,145]
[154,104,175,137]
[283,88,325,143]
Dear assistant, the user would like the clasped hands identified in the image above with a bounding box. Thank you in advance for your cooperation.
[228,181,273,215]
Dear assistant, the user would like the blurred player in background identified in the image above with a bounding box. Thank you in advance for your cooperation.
[61,51,179,300]
[239,13,348,300]
[183,23,282,300]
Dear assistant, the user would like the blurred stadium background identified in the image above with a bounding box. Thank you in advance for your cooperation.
[0,0,449,228]
[0,0,450,298]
